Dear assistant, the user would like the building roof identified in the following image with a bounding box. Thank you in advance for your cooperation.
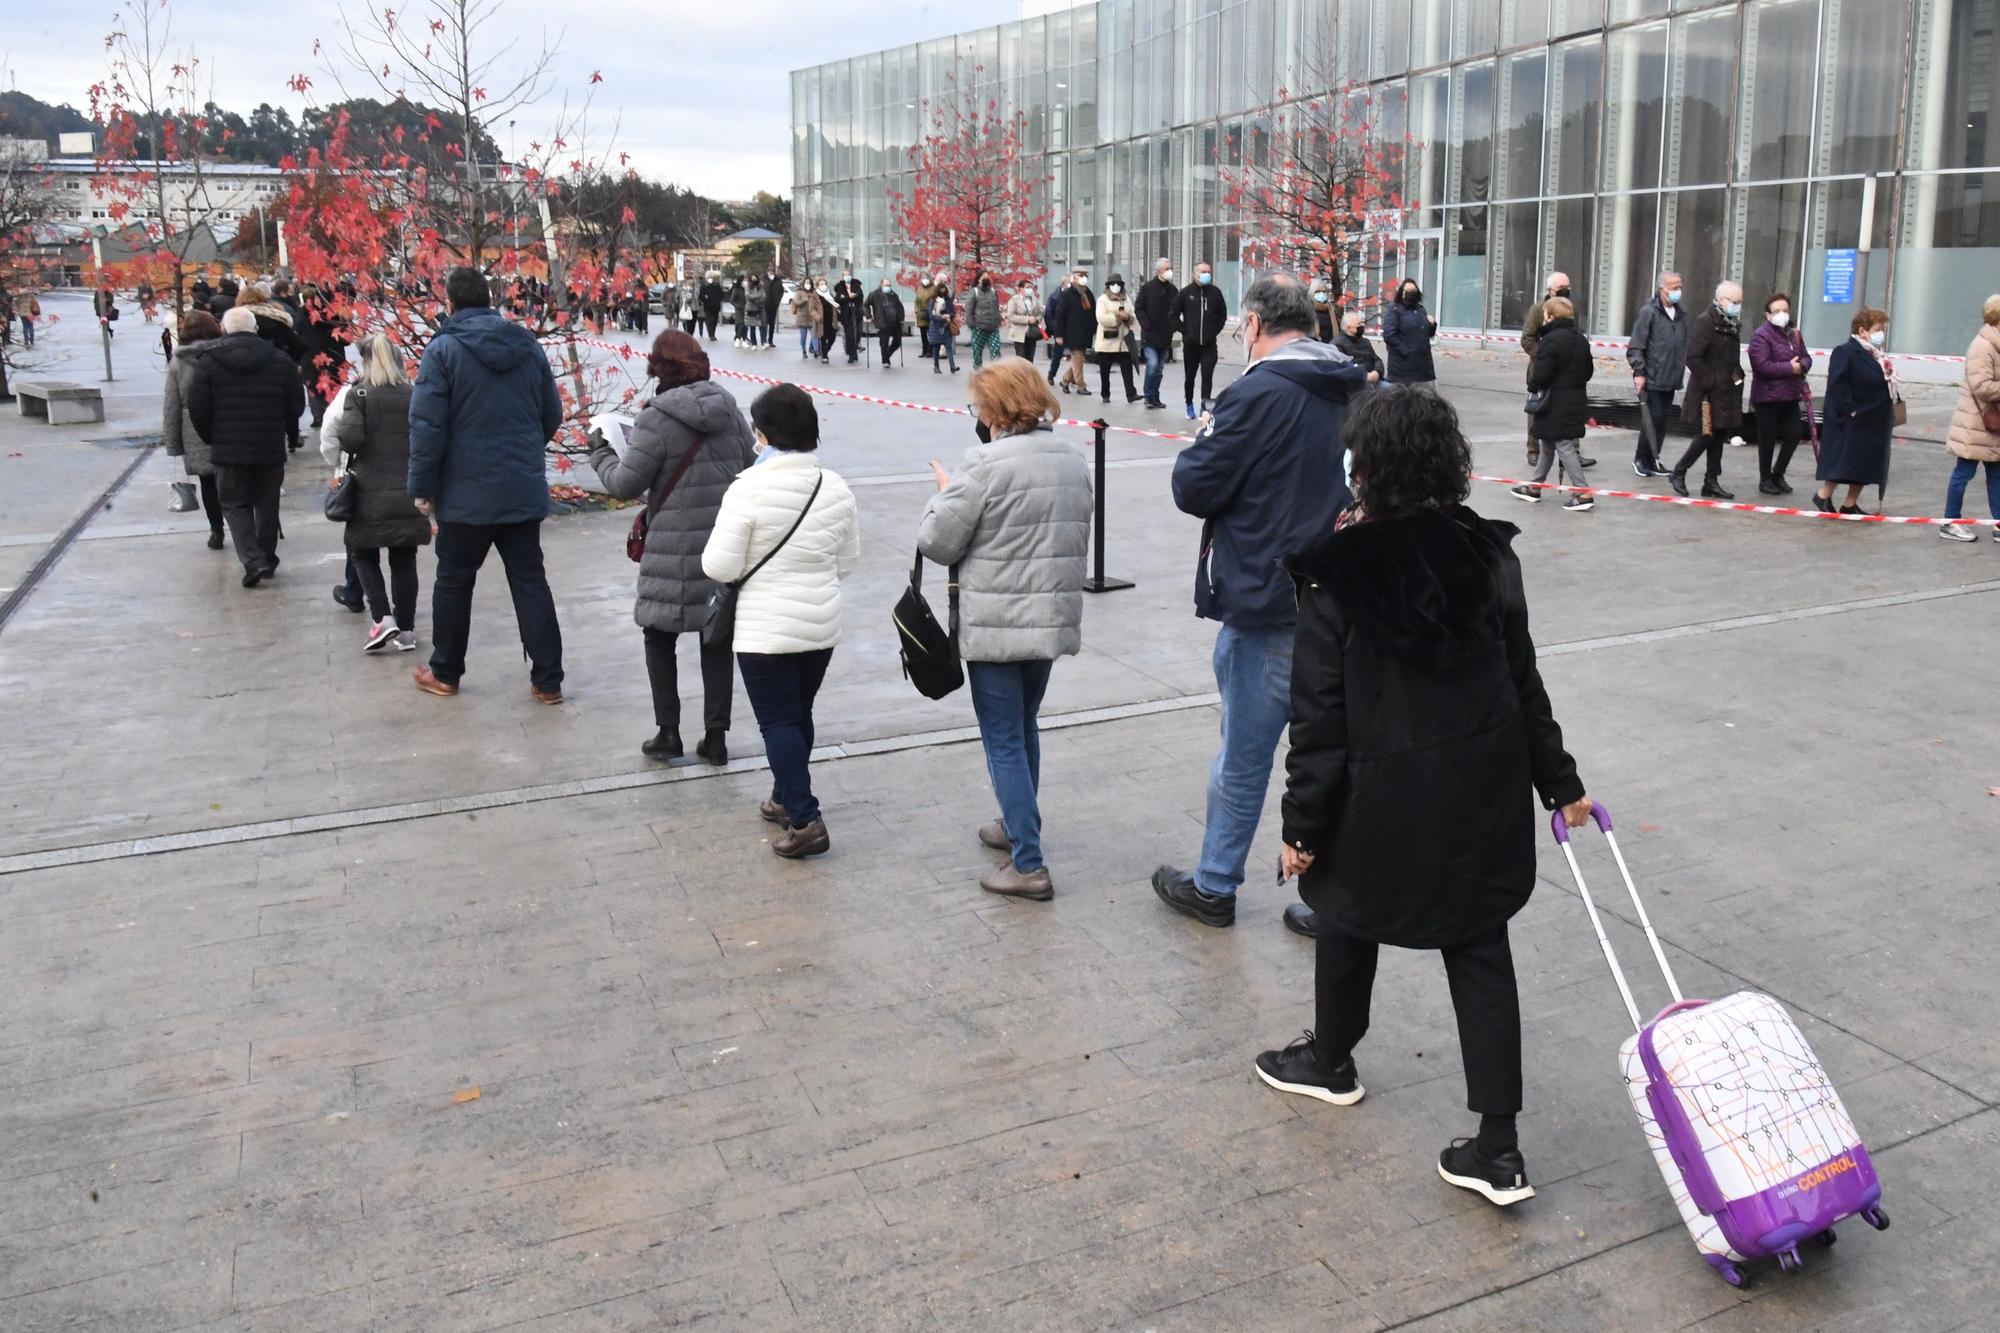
[728,227,783,240]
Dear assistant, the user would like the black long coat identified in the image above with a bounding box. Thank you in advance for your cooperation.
[333,383,432,549]
[1680,305,1745,433]
[1528,318,1595,442]
[1817,339,1895,487]
[1281,508,1585,949]
[1056,284,1097,349]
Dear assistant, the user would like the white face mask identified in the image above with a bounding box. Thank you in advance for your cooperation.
[1770,311,1791,328]
[1161,270,1173,283]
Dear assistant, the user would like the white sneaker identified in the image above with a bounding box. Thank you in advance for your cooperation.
[393,630,418,652]
[1940,522,1977,543]
[364,618,399,652]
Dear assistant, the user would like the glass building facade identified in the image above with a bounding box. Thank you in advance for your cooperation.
[791,0,2000,355]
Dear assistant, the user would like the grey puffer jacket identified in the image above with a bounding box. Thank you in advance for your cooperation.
[916,428,1094,662]
[965,285,1003,333]
[162,340,218,476]
[588,380,758,633]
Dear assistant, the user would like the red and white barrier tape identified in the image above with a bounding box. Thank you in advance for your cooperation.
[573,335,1989,526]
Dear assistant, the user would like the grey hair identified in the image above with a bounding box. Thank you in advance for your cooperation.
[1714,279,1742,300]
[358,332,408,387]
[1154,256,1172,274]
[220,307,257,335]
[1658,270,1682,287]
[1241,272,1315,337]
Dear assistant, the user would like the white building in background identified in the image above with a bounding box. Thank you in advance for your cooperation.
[37,159,290,235]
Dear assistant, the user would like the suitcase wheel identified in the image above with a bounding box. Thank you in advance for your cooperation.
[1717,1261,1751,1289]
[1777,1248,1802,1274]
[1815,1228,1838,1247]
[1862,1206,1890,1231]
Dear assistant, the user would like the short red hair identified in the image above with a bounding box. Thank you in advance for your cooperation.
[647,329,710,389]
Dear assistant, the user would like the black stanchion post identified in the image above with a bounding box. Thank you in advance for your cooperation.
[1083,418,1133,594]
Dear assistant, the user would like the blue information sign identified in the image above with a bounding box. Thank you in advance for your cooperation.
[1823,249,1857,304]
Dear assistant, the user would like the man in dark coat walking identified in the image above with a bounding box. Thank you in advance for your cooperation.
[865,280,904,366]
[1174,262,1228,418]
[1134,258,1180,409]
[1666,280,1744,500]
[407,267,567,702]
[1152,273,1369,935]
[697,273,724,341]
[188,306,305,586]
[1041,276,1069,385]
[1626,270,1689,477]
[833,269,865,363]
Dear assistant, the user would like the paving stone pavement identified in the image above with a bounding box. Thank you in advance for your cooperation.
[2,292,1996,1330]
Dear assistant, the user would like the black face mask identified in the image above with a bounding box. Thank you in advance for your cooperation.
[979,279,991,290]
[972,416,991,444]
[1553,286,1572,300]
[1402,289,1422,307]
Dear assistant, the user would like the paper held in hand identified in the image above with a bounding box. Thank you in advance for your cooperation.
[590,412,638,459]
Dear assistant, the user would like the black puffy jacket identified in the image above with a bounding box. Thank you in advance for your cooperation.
[333,383,432,549]
[1528,318,1595,442]
[187,333,305,466]
[1281,507,1584,949]
[1134,277,1179,350]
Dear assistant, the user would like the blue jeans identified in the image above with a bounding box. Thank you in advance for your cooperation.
[968,660,1054,873]
[929,329,958,370]
[1197,624,1294,897]
[737,648,834,828]
[798,325,817,356]
[1945,457,2000,519]
[1142,345,1166,403]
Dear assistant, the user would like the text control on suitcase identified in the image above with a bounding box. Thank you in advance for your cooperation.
[1552,802,1888,1289]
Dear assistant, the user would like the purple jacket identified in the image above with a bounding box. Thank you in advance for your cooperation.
[1748,322,1812,404]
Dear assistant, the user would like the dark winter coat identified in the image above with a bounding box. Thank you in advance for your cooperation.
[407,306,563,524]
[588,379,758,633]
[1175,282,1228,347]
[1332,329,1381,380]
[1042,289,1065,343]
[1056,284,1097,349]
[1172,338,1369,630]
[763,276,786,319]
[699,281,724,316]
[186,332,305,467]
[865,288,904,331]
[1626,296,1689,390]
[965,284,1003,333]
[243,302,308,365]
[1380,300,1438,383]
[1817,339,1895,488]
[1748,322,1812,405]
[1281,507,1584,949]
[1527,318,1595,442]
[333,383,432,549]
[162,340,219,476]
[300,306,349,394]
[1680,305,1745,433]
[1135,276,1179,350]
[1314,304,1335,342]
[834,278,865,322]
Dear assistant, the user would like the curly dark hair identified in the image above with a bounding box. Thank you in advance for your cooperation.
[646,328,710,389]
[1343,385,1472,517]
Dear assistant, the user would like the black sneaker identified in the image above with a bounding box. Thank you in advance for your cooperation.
[332,584,365,613]
[1254,1032,1364,1106]
[1151,865,1235,927]
[1438,1138,1536,1206]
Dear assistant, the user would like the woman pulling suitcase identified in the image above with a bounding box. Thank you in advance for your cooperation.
[1253,385,1593,1207]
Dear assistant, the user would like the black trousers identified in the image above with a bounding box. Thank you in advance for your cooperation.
[644,627,734,733]
[1755,401,1803,482]
[841,308,862,360]
[1046,339,1064,382]
[1673,432,1724,483]
[353,544,419,629]
[197,473,223,534]
[1098,351,1136,400]
[1637,389,1675,470]
[1314,922,1523,1115]
[429,519,563,692]
[1184,341,1219,406]
[702,312,719,339]
[878,329,902,365]
[216,462,284,574]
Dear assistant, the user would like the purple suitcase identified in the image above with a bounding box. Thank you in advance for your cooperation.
[1553,801,1888,1288]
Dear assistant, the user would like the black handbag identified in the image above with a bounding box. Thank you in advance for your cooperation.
[324,458,359,521]
[700,474,822,649]
[1523,388,1549,416]
[892,551,962,700]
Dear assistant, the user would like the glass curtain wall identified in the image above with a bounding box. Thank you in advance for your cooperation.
[795,0,1981,352]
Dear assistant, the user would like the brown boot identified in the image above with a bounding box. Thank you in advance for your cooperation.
[759,800,788,825]
[980,862,1053,902]
[772,819,830,859]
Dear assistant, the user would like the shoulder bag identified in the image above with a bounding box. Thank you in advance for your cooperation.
[627,434,705,562]
[892,551,963,700]
[324,387,364,522]
[699,474,823,649]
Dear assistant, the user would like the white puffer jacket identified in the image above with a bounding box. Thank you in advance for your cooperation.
[701,450,861,654]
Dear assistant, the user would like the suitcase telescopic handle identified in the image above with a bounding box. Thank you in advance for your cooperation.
[1550,800,1686,1033]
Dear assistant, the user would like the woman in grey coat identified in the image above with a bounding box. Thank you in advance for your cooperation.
[918,358,1093,901]
[162,310,226,548]
[589,329,758,763]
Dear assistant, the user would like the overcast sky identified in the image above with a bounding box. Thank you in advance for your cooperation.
[3,0,1020,200]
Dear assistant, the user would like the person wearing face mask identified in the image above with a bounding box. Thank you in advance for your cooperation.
[816,279,839,364]
[791,278,824,359]
[1005,278,1042,360]
[1153,273,1369,936]
[1174,261,1228,418]
[678,279,699,336]
[1511,296,1597,512]
[1941,295,2000,541]
[834,269,865,363]
[1814,309,1897,515]
[965,269,1005,367]
[761,270,782,348]
[915,272,938,348]
[728,273,750,347]
[1520,273,1571,468]
[1310,283,1335,342]
[1043,275,1071,385]
[1665,280,1745,500]
[927,277,961,373]
[741,272,766,349]
[1135,258,1180,409]
[698,271,724,341]
[1093,273,1141,403]
[1747,294,1812,495]
[1381,278,1438,385]
[918,359,1093,902]
[1332,308,1382,383]
[1055,269,1096,395]
[865,279,905,367]
[1626,271,1689,477]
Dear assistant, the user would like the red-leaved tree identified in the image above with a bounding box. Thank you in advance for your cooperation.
[1,149,58,399]
[891,72,1056,291]
[1221,83,1405,317]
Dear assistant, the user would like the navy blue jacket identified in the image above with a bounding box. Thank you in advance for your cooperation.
[1171,338,1369,629]
[1380,301,1438,383]
[408,307,563,524]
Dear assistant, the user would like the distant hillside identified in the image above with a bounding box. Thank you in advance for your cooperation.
[0,91,96,151]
